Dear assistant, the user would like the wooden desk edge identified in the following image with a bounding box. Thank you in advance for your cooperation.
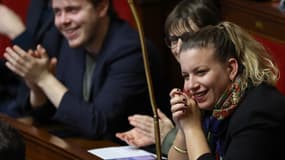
[0,113,102,160]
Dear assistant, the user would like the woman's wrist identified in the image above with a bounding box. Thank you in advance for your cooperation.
[173,130,187,150]
[173,144,187,154]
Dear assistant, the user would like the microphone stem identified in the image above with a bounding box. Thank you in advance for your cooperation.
[127,1,162,160]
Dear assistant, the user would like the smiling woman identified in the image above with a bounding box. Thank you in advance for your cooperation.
[180,46,236,111]
[168,22,285,160]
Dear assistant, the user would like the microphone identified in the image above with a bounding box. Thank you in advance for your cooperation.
[127,0,162,160]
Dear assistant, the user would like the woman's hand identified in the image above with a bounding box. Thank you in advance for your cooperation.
[116,109,174,147]
[116,127,154,147]
[169,88,202,132]
[129,109,174,141]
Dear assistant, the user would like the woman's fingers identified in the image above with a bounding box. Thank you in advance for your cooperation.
[171,102,187,113]
[129,115,153,130]
[169,88,183,98]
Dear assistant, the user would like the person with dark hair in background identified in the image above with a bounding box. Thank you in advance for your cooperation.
[116,0,222,155]
[0,120,25,160]
[4,0,170,143]
[168,21,285,160]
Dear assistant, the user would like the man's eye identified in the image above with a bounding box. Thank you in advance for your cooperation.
[70,9,79,13]
[53,9,60,16]
[66,7,79,14]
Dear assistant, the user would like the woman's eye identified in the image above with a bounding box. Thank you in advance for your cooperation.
[196,70,207,75]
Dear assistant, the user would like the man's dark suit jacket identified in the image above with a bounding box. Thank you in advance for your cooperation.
[36,18,170,143]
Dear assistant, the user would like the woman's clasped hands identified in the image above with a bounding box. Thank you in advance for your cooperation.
[169,88,202,132]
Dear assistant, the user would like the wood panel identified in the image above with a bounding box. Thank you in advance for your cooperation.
[221,0,285,43]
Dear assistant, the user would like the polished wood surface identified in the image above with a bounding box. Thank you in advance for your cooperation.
[0,113,118,160]
[64,137,119,150]
[221,0,285,43]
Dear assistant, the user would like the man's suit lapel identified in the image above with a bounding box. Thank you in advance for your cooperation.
[90,20,118,98]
